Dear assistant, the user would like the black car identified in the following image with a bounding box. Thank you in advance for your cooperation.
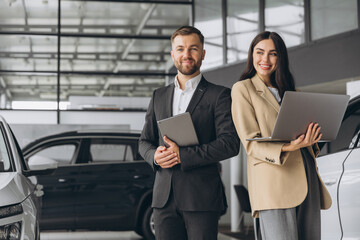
[22,130,155,240]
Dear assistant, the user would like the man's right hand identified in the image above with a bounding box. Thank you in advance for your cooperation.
[154,146,179,168]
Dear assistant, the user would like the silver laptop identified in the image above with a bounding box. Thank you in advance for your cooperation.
[247,91,350,142]
[157,112,199,147]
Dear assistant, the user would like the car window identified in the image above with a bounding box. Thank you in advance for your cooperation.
[0,126,11,172]
[89,138,134,163]
[319,108,360,156]
[28,144,76,166]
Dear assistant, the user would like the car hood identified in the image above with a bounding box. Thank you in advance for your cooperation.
[0,172,33,206]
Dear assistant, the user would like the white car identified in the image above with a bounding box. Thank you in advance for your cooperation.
[317,95,360,240]
[0,116,57,240]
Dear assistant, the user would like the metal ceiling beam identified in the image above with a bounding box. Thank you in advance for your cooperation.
[113,3,157,73]
[62,0,193,4]
[0,55,166,63]
[0,69,176,77]
[0,24,181,30]
[20,0,35,67]
[0,31,171,39]
[73,3,86,71]
[0,77,12,99]
[0,51,169,56]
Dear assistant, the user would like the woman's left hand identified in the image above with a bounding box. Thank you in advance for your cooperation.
[281,122,322,152]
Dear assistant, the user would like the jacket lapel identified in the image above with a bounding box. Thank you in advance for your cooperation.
[186,77,207,115]
[251,74,280,112]
[165,84,175,117]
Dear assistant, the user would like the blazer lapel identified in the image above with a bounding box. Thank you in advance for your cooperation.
[186,77,207,115]
[165,84,175,117]
[251,75,280,112]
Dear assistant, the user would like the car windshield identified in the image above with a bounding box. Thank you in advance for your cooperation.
[319,107,360,156]
[0,126,11,172]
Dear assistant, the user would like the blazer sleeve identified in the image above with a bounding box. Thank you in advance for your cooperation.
[179,88,240,171]
[138,91,159,171]
[231,82,290,165]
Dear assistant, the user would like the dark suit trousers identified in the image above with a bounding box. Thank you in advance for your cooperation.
[153,189,220,240]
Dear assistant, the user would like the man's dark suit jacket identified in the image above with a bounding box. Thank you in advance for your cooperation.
[139,76,240,212]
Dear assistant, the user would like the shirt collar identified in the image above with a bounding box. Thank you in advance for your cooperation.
[174,73,202,90]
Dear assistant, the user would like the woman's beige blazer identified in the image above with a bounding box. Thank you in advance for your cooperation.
[231,75,332,217]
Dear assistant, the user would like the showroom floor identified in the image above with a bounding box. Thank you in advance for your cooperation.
[40,231,243,240]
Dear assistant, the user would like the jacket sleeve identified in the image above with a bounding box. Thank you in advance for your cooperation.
[231,82,290,166]
[179,88,240,171]
[138,91,159,171]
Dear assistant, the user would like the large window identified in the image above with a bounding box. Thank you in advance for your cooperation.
[195,0,223,70]
[227,0,259,63]
[0,0,359,114]
[311,0,358,40]
[265,0,305,48]
[0,0,192,111]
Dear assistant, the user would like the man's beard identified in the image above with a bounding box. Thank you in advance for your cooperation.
[175,59,200,76]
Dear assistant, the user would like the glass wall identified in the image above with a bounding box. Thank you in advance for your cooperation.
[265,0,305,48]
[311,0,358,40]
[0,0,191,111]
[227,0,259,63]
[0,0,359,112]
[194,0,223,70]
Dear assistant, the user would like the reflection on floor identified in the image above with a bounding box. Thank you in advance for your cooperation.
[40,231,242,240]
[40,231,142,240]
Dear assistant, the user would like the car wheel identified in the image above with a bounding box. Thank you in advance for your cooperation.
[141,205,155,240]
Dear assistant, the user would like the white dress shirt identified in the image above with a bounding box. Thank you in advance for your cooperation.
[268,86,281,103]
[172,73,202,116]
[154,74,202,165]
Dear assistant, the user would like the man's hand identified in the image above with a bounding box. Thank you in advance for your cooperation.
[153,136,181,168]
[282,122,322,152]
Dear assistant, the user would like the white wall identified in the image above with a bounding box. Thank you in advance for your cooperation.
[68,96,151,110]
[1,110,57,124]
[0,110,146,130]
[60,111,146,130]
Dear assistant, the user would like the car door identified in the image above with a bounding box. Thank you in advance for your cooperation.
[339,130,360,239]
[74,137,154,230]
[26,140,81,230]
[317,104,360,240]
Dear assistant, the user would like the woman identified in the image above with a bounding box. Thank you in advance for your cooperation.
[231,31,332,240]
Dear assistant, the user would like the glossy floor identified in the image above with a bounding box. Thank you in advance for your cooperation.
[40,231,239,240]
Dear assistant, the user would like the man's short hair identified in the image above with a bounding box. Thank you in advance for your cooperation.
[171,26,204,46]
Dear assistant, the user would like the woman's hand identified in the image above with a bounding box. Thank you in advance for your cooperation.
[281,122,322,152]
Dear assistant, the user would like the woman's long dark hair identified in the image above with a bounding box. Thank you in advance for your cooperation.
[239,31,296,99]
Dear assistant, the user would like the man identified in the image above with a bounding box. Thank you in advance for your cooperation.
[139,26,240,240]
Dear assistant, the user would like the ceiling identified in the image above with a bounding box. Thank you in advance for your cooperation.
[0,0,192,107]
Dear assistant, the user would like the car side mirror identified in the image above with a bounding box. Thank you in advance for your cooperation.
[23,155,58,177]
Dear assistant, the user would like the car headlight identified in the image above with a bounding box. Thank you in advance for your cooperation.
[0,204,23,240]
[0,222,21,240]
[0,204,23,218]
